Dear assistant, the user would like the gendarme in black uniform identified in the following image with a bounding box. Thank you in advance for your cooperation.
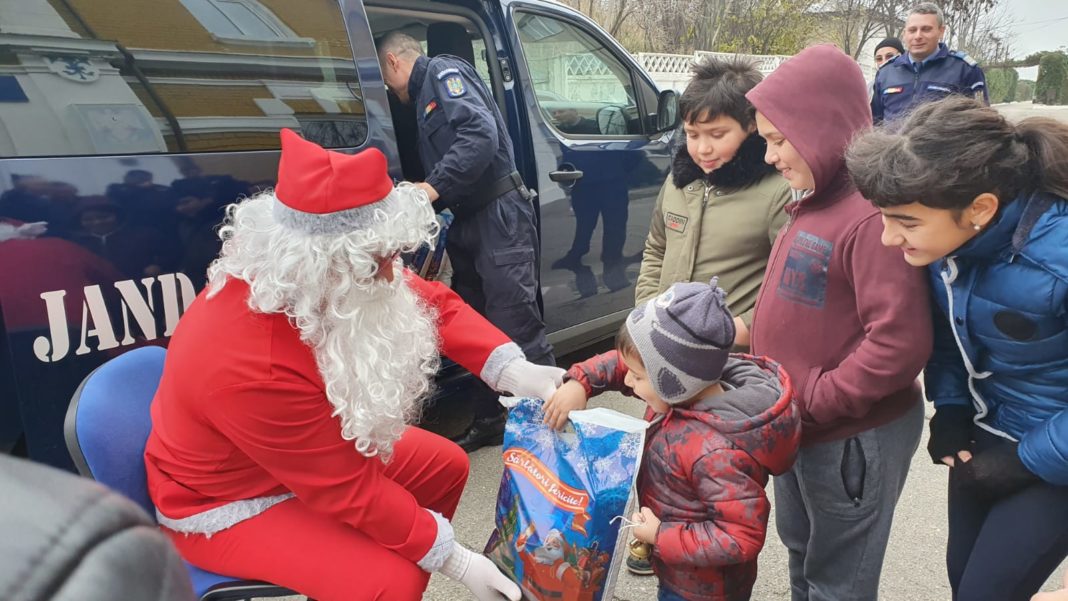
[408,53,554,370]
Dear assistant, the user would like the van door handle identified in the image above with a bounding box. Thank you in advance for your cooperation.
[549,169,584,183]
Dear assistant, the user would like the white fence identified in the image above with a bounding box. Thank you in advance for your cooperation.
[634,51,793,93]
[534,50,794,110]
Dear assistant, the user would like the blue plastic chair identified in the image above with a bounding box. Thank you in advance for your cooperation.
[64,346,298,601]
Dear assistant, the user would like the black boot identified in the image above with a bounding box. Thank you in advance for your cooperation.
[603,261,631,292]
[451,413,507,453]
[575,265,598,298]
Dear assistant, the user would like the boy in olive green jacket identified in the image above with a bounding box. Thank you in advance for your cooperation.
[636,57,790,350]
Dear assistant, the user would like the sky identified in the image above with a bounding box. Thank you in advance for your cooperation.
[1002,0,1068,79]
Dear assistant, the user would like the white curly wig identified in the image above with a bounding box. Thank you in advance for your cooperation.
[206,183,441,459]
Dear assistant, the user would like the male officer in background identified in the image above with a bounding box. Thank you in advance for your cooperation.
[377,31,555,452]
[872,2,987,123]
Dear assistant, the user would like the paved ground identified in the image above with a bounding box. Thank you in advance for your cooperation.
[995,100,1068,123]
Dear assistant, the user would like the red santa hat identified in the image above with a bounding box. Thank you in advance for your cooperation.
[272,128,396,234]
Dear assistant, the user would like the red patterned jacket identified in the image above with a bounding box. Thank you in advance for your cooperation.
[567,351,800,601]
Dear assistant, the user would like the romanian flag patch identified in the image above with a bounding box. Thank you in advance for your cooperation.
[884,86,904,94]
[424,100,438,118]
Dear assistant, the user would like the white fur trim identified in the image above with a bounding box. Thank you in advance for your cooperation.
[272,185,434,236]
[417,510,456,572]
[480,342,524,390]
[156,493,295,537]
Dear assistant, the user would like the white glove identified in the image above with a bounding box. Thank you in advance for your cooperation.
[18,221,48,238]
[496,358,566,401]
[439,542,521,601]
[0,221,47,243]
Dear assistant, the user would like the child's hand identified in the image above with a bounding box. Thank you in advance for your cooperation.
[542,380,588,430]
[631,507,661,544]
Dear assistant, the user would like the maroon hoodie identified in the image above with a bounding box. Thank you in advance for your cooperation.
[745,45,932,445]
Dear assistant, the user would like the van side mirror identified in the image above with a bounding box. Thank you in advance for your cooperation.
[655,90,679,133]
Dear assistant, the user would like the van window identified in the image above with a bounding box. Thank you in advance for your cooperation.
[514,12,641,137]
[0,0,365,157]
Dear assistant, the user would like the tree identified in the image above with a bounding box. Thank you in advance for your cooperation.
[815,0,906,60]
[715,0,819,55]
[1035,52,1068,105]
[941,0,1015,64]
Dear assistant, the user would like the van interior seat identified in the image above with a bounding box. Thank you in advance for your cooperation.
[426,22,475,65]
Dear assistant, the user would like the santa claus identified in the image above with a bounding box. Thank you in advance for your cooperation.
[144,129,564,600]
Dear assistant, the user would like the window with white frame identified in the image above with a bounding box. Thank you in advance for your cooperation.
[179,0,303,43]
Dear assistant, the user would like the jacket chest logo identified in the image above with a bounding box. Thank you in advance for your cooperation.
[665,212,688,233]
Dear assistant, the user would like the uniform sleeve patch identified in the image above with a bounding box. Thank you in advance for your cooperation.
[884,86,904,94]
[424,100,438,118]
[444,75,466,98]
[436,67,461,80]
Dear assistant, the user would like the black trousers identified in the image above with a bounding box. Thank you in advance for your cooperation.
[447,190,554,419]
[946,428,1068,600]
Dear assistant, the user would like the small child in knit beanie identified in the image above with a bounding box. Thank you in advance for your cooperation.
[545,279,801,601]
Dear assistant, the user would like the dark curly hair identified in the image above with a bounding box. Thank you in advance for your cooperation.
[846,96,1068,211]
[679,56,763,128]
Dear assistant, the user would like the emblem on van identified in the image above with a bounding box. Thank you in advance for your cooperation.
[44,56,99,82]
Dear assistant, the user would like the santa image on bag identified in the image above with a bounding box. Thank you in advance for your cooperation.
[144,129,564,600]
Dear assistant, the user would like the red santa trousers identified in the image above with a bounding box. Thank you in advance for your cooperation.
[164,427,469,601]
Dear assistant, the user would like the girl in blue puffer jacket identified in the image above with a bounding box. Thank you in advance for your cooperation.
[846,96,1068,601]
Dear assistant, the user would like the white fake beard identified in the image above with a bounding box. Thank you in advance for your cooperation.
[207,188,441,459]
[311,273,440,460]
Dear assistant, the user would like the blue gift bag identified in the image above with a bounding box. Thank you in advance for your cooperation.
[485,398,646,601]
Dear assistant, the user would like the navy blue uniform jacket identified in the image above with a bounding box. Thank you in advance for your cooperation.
[871,43,987,123]
[408,54,517,213]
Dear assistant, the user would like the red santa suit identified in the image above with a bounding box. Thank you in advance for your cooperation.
[144,132,539,601]
[145,273,520,600]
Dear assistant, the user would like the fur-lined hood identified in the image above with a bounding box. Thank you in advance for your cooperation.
[671,131,777,191]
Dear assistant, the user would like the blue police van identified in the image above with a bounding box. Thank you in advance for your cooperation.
[0,0,678,469]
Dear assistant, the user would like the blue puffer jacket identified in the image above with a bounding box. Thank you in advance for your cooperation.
[925,192,1068,485]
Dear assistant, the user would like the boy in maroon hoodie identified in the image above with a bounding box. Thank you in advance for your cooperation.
[547,279,800,600]
[744,45,933,600]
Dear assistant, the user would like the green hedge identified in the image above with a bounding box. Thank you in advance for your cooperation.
[1016,80,1036,102]
[1036,52,1068,105]
[986,68,1019,104]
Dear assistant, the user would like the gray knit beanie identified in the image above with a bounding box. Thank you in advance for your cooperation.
[625,278,735,404]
